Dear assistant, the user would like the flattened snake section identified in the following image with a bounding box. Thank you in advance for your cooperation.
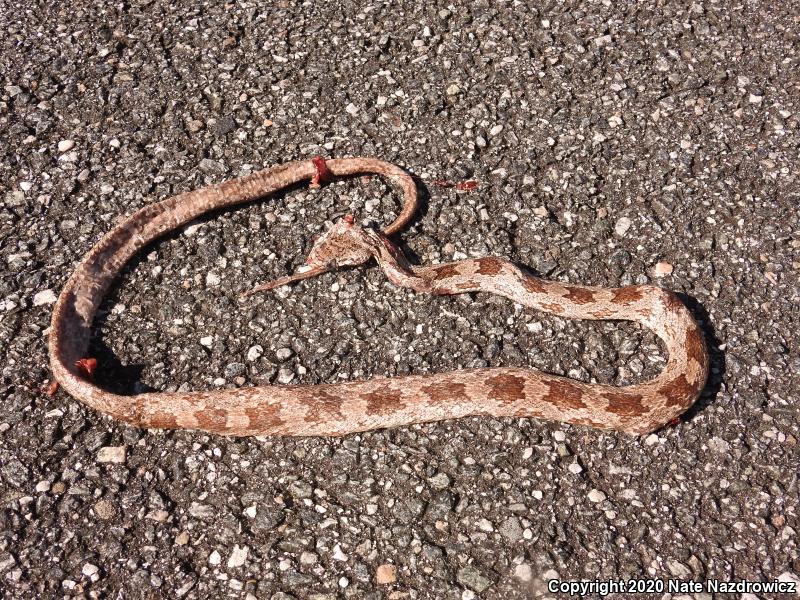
[49,157,708,436]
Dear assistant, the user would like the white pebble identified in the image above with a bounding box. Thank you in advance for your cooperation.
[489,124,504,136]
[514,563,532,582]
[96,446,126,464]
[81,563,99,577]
[644,433,661,446]
[208,550,221,565]
[247,345,263,362]
[19,181,32,191]
[345,103,359,115]
[227,545,248,568]
[33,289,57,306]
[568,462,583,474]
[205,272,221,286]
[200,336,214,348]
[588,489,607,503]
[332,543,348,561]
[552,431,566,442]
[614,216,632,236]
[58,139,75,152]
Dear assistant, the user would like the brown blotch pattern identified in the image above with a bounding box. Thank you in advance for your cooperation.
[661,291,686,313]
[421,382,469,403]
[658,374,697,408]
[194,407,229,432]
[543,380,588,410]
[486,373,527,404]
[522,276,547,294]
[456,281,478,290]
[685,327,707,369]
[244,403,285,432]
[476,257,504,276]
[602,391,647,417]
[564,286,596,305]
[433,263,463,279]
[612,286,644,304]
[302,389,344,423]
[589,308,615,319]
[361,386,407,414]
[148,412,178,429]
[540,302,565,314]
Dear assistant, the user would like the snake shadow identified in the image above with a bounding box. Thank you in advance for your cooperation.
[84,166,431,395]
[674,292,725,423]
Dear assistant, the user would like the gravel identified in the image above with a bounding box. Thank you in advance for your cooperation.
[1,0,798,598]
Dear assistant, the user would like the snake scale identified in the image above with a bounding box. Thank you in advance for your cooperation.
[49,157,708,436]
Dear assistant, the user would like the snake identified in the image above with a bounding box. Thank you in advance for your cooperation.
[48,157,709,436]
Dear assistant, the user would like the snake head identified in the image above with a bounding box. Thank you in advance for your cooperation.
[240,216,383,298]
[303,216,376,270]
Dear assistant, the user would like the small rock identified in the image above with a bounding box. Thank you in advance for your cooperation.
[457,565,491,592]
[275,347,294,361]
[206,272,221,286]
[247,345,263,361]
[277,368,295,384]
[345,103,359,116]
[514,563,532,582]
[33,289,57,306]
[489,124,504,136]
[200,336,214,348]
[82,563,99,578]
[227,545,248,568]
[199,159,224,174]
[428,472,450,489]
[499,516,524,542]
[94,499,115,519]
[614,216,632,236]
[175,532,189,545]
[58,139,75,152]
[446,83,461,96]
[96,446,126,464]
[208,550,221,565]
[332,544,348,561]
[653,261,674,277]
[588,489,607,503]
[644,433,661,446]
[568,462,583,474]
[376,564,396,584]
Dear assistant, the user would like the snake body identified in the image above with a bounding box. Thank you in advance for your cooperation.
[49,157,708,436]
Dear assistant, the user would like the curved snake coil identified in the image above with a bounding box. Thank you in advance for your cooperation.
[49,157,708,436]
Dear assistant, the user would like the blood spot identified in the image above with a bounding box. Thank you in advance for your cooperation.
[543,380,588,410]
